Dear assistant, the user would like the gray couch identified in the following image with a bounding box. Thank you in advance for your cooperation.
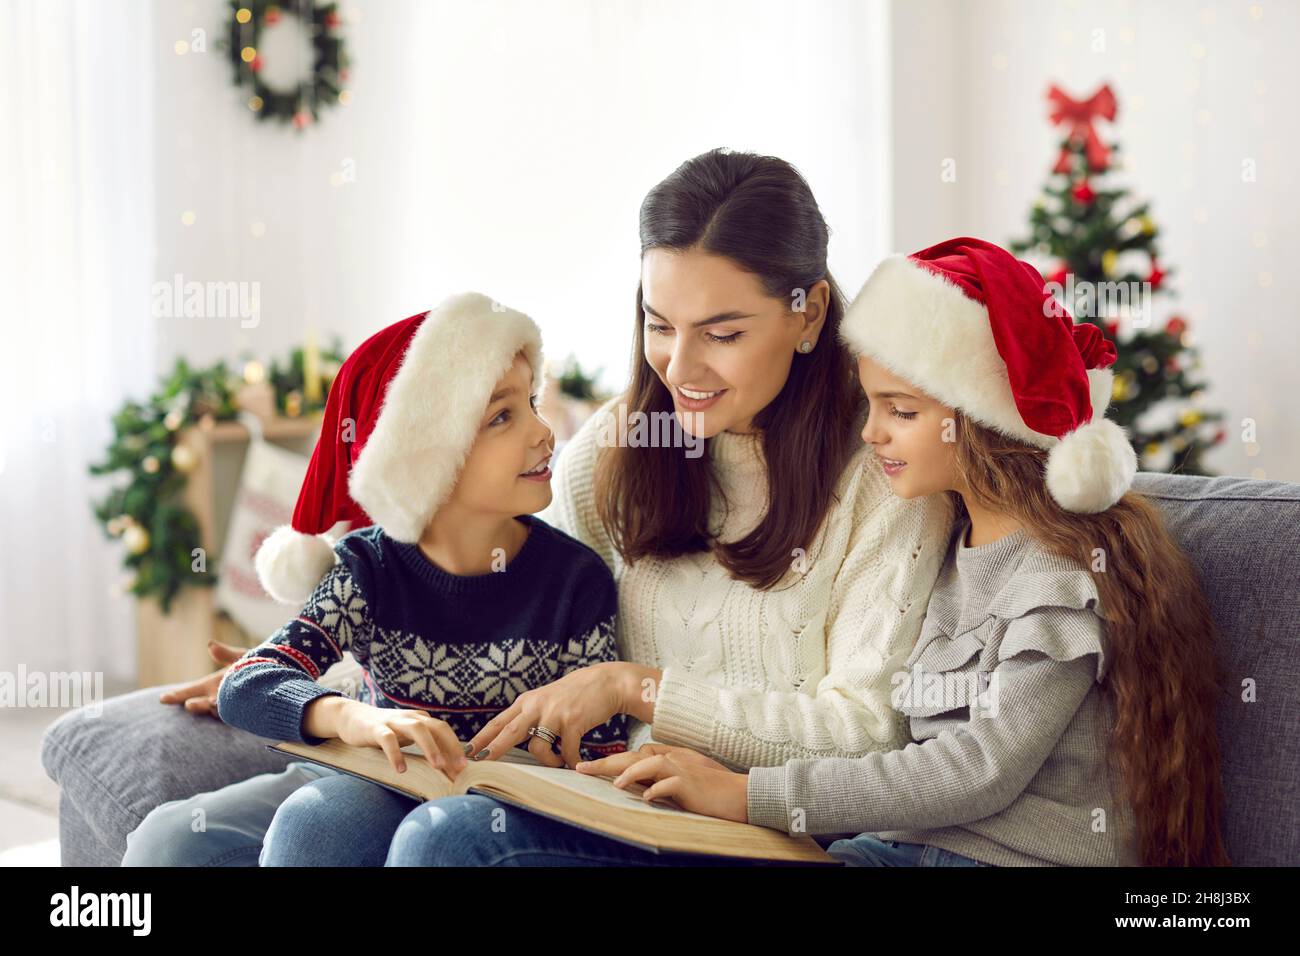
[40,471,1300,866]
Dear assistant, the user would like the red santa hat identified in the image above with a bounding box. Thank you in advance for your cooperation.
[839,236,1136,514]
[255,291,545,604]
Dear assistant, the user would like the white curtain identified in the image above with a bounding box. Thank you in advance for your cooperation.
[0,0,155,684]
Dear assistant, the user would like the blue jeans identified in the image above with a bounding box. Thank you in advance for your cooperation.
[386,793,766,866]
[259,768,420,866]
[827,833,994,867]
[122,761,337,866]
[121,761,417,867]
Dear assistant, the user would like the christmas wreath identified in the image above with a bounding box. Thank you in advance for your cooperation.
[224,0,350,129]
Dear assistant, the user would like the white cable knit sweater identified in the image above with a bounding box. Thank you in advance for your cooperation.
[537,397,954,770]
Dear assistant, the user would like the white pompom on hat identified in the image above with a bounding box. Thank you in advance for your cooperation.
[255,292,545,604]
[839,236,1136,514]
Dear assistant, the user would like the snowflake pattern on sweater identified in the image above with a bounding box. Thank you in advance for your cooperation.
[218,518,628,761]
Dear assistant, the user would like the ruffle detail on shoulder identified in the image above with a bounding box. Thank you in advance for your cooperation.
[995,606,1109,683]
[985,567,1102,621]
[893,619,997,718]
[909,626,986,673]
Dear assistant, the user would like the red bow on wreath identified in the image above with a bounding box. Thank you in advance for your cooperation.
[1048,83,1118,174]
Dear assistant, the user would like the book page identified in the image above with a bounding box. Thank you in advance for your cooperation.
[397,744,540,766]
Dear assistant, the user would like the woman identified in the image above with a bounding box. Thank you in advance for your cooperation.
[42,147,951,867]
[347,148,954,866]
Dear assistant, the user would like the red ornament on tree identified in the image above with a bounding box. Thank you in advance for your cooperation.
[1046,265,1069,286]
[325,11,342,29]
[1072,179,1095,204]
[265,6,281,25]
[250,55,263,73]
[1165,315,1187,337]
[1148,260,1166,291]
[292,110,312,130]
[1105,319,1120,339]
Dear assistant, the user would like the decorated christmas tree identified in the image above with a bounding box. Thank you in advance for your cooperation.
[1009,83,1225,475]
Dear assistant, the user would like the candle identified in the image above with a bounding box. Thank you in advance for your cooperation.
[304,330,321,405]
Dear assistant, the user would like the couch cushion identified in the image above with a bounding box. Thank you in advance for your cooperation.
[1132,472,1300,865]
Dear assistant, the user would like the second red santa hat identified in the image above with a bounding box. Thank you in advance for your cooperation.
[839,236,1137,513]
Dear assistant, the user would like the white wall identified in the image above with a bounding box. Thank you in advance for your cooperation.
[151,0,1297,480]
[151,0,892,395]
[889,0,1299,481]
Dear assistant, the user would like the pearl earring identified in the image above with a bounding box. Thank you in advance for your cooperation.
[799,340,813,353]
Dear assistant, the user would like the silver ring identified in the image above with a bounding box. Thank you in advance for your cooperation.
[527,724,560,746]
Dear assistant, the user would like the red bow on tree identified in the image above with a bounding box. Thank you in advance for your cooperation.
[1048,83,1118,174]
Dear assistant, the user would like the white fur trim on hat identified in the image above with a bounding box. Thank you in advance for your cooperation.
[1087,367,1114,423]
[255,525,338,605]
[843,254,1136,513]
[347,292,545,543]
[1045,418,1138,513]
[840,254,1059,449]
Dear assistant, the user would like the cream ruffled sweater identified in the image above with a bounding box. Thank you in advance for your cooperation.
[537,398,954,770]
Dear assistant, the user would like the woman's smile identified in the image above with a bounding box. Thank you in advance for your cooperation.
[674,385,728,410]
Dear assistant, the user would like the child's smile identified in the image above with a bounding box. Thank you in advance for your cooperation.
[856,354,957,500]
[519,454,553,482]
[877,454,907,477]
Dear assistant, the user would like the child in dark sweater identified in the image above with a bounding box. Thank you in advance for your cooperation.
[121,293,626,867]
[219,516,625,761]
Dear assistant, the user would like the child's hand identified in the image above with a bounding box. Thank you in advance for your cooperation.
[335,703,468,777]
[577,745,749,823]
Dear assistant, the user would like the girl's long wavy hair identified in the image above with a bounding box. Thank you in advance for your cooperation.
[952,413,1231,866]
[594,148,863,589]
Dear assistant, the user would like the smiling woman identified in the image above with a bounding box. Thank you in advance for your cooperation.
[381,148,955,867]
[607,147,868,590]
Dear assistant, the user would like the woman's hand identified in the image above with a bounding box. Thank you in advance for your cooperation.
[465,662,661,769]
[575,742,730,774]
[157,640,246,719]
[333,700,469,778]
[576,743,749,823]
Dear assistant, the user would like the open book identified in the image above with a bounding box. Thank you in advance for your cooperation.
[269,739,834,864]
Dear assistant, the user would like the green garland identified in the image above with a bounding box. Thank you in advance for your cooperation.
[90,346,342,612]
[555,353,605,402]
[224,0,349,129]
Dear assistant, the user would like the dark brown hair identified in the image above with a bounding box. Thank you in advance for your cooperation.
[952,414,1231,866]
[594,148,863,589]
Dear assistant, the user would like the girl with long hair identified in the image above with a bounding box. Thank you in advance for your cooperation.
[576,237,1230,866]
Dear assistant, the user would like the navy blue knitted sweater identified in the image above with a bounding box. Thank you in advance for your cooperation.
[217,515,628,761]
